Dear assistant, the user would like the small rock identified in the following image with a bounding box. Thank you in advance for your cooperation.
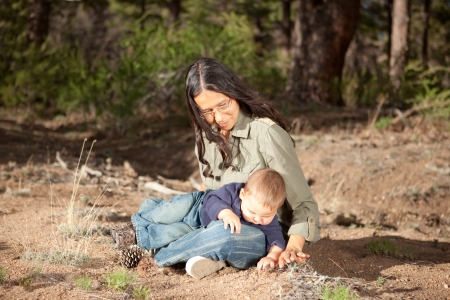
[64,273,75,281]
[91,279,101,290]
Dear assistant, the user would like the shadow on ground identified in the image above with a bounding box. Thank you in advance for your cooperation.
[306,235,450,281]
[0,118,198,180]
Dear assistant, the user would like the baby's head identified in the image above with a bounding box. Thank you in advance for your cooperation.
[239,168,286,225]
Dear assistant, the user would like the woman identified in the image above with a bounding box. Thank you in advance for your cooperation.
[135,57,320,274]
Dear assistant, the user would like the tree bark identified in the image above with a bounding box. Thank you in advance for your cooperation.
[386,0,393,64]
[389,0,410,90]
[281,0,292,54]
[140,0,146,28]
[27,0,51,46]
[168,0,181,24]
[422,0,431,66]
[286,0,361,105]
[86,1,109,71]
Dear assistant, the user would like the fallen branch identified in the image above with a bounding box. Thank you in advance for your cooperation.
[55,151,69,171]
[143,181,184,195]
[81,165,103,177]
[189,177,201,191]
[425,163,450,175]
[391,99,450,125]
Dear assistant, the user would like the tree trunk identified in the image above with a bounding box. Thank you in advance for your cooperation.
[281,0,292,55]
[168,0,181,24]
[27,0,51,46]
[422,0,431,66]
[86,1,109,70]
[386,0,393,64]
[389,0,410,90]
[140,0,146,28]
[286,0,361,105]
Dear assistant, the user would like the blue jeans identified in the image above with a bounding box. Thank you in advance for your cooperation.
[132,191,205,250]
[132,192,267,269]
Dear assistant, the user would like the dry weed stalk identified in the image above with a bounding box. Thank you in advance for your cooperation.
[279,262,366,300]
[367,96,386,129]
[47,139,116,264]
[6,139,117,266]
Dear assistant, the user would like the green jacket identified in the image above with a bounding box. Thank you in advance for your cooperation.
[195,110,320,242]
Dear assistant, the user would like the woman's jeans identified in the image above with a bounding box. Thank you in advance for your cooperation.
[131,192,266,270]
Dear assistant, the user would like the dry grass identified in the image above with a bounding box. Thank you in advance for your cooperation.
[278,263,365,300]
[12,139,116,266]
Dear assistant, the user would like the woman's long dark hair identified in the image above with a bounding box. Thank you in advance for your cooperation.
[185,57,291,179]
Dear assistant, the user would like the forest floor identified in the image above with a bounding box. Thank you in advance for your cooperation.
[0,108,449,300]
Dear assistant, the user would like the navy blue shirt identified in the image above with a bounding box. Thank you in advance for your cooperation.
[201,182,286,251]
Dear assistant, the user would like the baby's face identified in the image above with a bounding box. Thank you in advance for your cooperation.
[240,189,277,225]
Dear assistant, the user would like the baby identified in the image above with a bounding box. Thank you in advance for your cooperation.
[112,168,286,279]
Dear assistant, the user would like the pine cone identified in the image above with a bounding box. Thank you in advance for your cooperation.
[119,245,144,268]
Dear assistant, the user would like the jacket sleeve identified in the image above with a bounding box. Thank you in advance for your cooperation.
[262,125,320,243]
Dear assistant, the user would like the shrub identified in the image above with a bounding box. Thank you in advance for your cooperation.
[1,7,286,136]
[132,285,152,299]
[75,275,92,290]
[0,266,8,284]
[318,283,360,300]
[366,239,416,259]
[103,270,135,292]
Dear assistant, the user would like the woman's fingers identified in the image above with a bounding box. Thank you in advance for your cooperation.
[278,251,310,268]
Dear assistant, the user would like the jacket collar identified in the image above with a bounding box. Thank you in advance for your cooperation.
[231,109,252,139]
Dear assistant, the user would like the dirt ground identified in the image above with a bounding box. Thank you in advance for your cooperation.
[0,108,449,300]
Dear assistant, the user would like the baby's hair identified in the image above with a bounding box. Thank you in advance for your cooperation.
[244,168,286,209]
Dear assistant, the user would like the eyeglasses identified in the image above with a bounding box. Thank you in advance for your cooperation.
[198,98,233,119]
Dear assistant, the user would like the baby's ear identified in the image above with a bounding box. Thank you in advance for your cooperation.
[240,188,245,196]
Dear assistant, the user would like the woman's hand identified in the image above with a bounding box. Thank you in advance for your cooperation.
[217,209,241,233]
[278,234,310,268]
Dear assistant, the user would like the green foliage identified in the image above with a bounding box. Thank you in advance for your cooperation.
[432,239,439,248]
[103,269,135,292]
[0,2,286,135]
[0,42,74,113]
[0,0,28,89]
[341,71,390,108]
[366,239,416,259]
[376,276,385,286]
[1,0,448,127]
[16,267,41,287]
[132,285,152,299]
[318,283,359,300]
[342,60,450,122]
[75,275,93,290]
[374,117,392,130]
[0,266,8,284]
[400,62,450,119]
[366,239,399,256]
